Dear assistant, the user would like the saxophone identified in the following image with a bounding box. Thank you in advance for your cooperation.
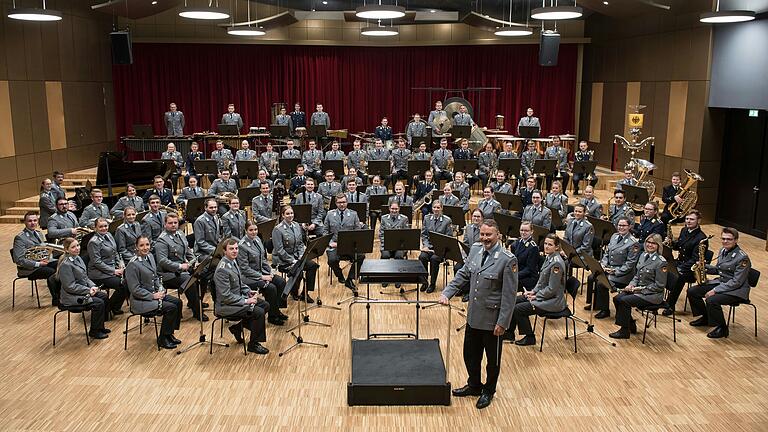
[663,223,674,247]
[691,235,713,285]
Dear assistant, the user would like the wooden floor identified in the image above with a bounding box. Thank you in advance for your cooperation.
[2,193,768,431]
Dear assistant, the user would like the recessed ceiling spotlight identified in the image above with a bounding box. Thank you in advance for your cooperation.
[430,9,436,13]
[603,1,608,5]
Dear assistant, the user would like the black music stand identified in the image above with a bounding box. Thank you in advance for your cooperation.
[454,159,478,176]
[176,255,229,355]
[494,211,522,240]
[518,125,540,139]
[531,224,550,250]
[367,160,391,178]
[442,205,466,229]
[547,205,564,230]
[236,160,260,181]
[379,228,422,299]
[335,229,375,305]
[495,192,524,213]
[185,197,208,222]
[218,124,239,135]
[532,159,557,178]
[587,215,617,259]
[347,202,368,224]
[132,124,153,139]
[368,193,391,216]
[411,136,429,149]
[407,159,430,180]
[356,185,367,194]
[237,187,260,209]
[321,159,344,179]
[498,158,522,179]
[270,125,290,138]
[573,160,597,182]
[192,160,219,187]
[256,218,277,244]
[576,252,618,347]
[623,184,650,207]
[380,204,413,224]
[307,125,327,138]
[449,125,471,140]
[429,231,468,318]
[291,203,313,226]
[279,158,301,177]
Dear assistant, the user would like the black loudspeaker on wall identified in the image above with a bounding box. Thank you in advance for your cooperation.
[539,31,560,66]
[110,31,133,65]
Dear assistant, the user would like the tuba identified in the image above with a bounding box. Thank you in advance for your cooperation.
[630,158,657,212]
[691,235,713,285]
[666,169,704,219]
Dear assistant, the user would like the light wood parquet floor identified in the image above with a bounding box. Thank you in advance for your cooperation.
[1,189,767,431]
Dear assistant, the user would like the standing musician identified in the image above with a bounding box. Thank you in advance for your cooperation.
[521,190,552,230]
[193,198,222,262]
[406,114,427,147]
[210,140,235,183]
[125,235,183,349]
[511,222,540,292]
[453,140,477,187]
[564,204,595,257]
[208,168,238,215]
[301,140,324,182]
[585,216,640,319]
[318,170,343,202]
[520,140,538,181]
[347,140,368,175]
[87,217,128,317]
[272,206,318,303]
[39,178,56,229]
[432,139,454,183]
[251,182,274,223]
[388,181,413,207]
[293,178,325,236]
[660,171,685,224]
[439,184,460,207]
[238,220,289,326]
[477,187,501,220]
[544,136,570,192]
[176,176,207,209]
[310,103,330,128]
[164,102,185,137]
[184,142,204,186]
[687,227,751,339]
[579,186,603,218]
[509,234,566,347]
[608,189,636,227]
[342,167,365,189]
[572,141,597,195]
[450,172,471,213]
[365,175,387,233]
[235,139,256,164]
[453,105,475,126]
[489,171,513,195]
[282,139,301,159]
[374,117,393,144]
[161,142,184,194]
[142,175,176,208]
[79,189,110,228]
[289,165,307,197]
[110,184,144,219]
[222,197,246,240]
[663,209,707,316]
[390,139,411,186]
[544,180,568,221]
[428,100,446,132]
[519,176,537,207]
[477,142,497,188]
[214,239,270,355]
[499,141,519,160]
[247,169,274,191]
[345,178,368,209]
[259,142,280,181]
[325,194,366,291]
[439,220,516,409]
[325,140,345,161]
[419,201,453,293]
[289,103,306,132]
[275,106,293,133]
[57,238,110,339]
[13,211,58,305]
[115,206,142,263]
[221,104,243,132]
[617,169,638,190]
[609,233,668,339]
[141,195,166,244]
[517,107,541,136]
[632,201,666,241]
[414,170,437,216]
[380,201,409,260]
[155,212,206,321]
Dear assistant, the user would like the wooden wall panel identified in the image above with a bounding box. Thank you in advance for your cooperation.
[46,82,67,150]
[0,81,14,158]
[9,81,33,156]
[589,83,603,143]
[665,81,688,158]
[27,82,50,153]
[624,82,641,138]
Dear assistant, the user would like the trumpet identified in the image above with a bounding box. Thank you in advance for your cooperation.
[24,243,66,261]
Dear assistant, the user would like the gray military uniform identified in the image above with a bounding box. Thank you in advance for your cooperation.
[428,110,447,130]
[282,148,301,159]
[439,193,460,207]
[310,111,330,128]
[275,114,293,132]
[222,209,246,240]
[176,186,207,207]
[161,150,184,174]
[124,255,164,314]
[411,151,431,161]
[580,197,603,218]
[449,181,471,211]
[115,222,142,262]
[154,230,194,282]
[221,112,243,132]
[318,181,343,199]
[391,149,411,171]
[324,150,345,161]
[235,149,256,161]
[544,146,569,172]
[164,111,185,136]
[379,213,409,251]
[522,204,552,229]
[141,210,167,243]
[421,214,453,249]
[432,148,452,171]
[367,147,390,162]
[46,211,78,241]
[208,178,238,195]
[601,233,641,286]
[499,151,518,160]
[58,256,96,307]
[521,150,538,177]
[518,116,541,134]
[211,149,235,172]
[609,204,635,227]
[545,192,568,218]
[489,180,513,195]
[478,152,497,175]
[87,232,120,280]
[193,212,221,259]
[271,221,304,267]
[707,246,752,300]
[12,229,46,274]
[294,190,325,232]
[251,194,274,223]
[463,224,481,248]
[627,252,668,304]
[258,150,279,172]
[453,113,474,126]
[79,203,109,228]
[564,218,595,257]
[39,191,56,228]
[324,208,361,242]
[531,253,568,312]
[388,194,414,207]
[302,149,324,172]
[213,256,253,317]
[477,199,501,220]
[110,196,145,219]
[347,150,367,173]
[237,236,270,285]
[406,122,426,145]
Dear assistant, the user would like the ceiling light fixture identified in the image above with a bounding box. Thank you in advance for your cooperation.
[226,0,264,36]
[495,0,532,37]
[179,1,229,20]
[360,24,399,36]
[531,2,583,20]
[8,0,62,21]
[700,0,755,23]
[355,3,406,20]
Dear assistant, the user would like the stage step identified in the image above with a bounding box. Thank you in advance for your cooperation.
[5,207,38,216]
[0,214,23,224]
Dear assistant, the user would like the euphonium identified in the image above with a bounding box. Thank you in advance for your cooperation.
[667,169,704,219]
[216,191,237,205]
[74,227,93,241]
[24,243,66,261]
[691,235,714,285]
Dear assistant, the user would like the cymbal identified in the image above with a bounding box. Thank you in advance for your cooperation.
[559,134,577,139]
[355,131,374,136]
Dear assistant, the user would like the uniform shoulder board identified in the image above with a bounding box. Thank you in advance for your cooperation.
[527,239,537,247]
[502,248,513,258]
[238,237,248,245]
[216,259,227,270]
[398,214,406,220]
[658,255,667,263]
[127,256,139,265]
[158,231,170,240]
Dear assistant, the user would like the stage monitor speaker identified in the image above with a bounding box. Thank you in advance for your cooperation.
[539,32,560,67]
[110,31,133,65]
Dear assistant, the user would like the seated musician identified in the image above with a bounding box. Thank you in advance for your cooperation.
[214,239,270,355]
[609,233,668,339]
[46,197,80,243]
[579,186,603,218]
[632,201,665,241]
[663,209,707,316]
[477,187,501,220]
[419,201,454,293]
[367,138,390,165]
[477,142,497,188]
[115,206,141,263]
[572,141,597,195]
[51,171,66,202]
[564,204,595,259]
[293,178,325,236]
[347,139,367,177]
[342,168,365,189]
[235,139,256,163]
[184,141,204,186]
[519,176,537,207]
[79,188,110,228]
[345,178,368,207]
[325,194,366,291]
[389,181,414,207]
[432,139,454,183]
[439,184,460,207]
[520,141,538,180]
[125,235,182,349]
[449,172,471,212]
[511,222,540,292]
[616,169,638,190]
[544,136,570,192]
[210,139,235,183]
[411,141,431,161]
[544,180,568,222]
[194,198,222,261]
[390,139,411,186]
[39,178,56,229]
[499,141,519,159]
[380,201,409,262]
[57,237,110,339]
[177,175,207,209]
[489,170,513,195]
[222,197,246,240]
[324,140,344,161]
[237,220,288,326]
[660,171,684,224]
[508,234,567,346]
[318,170,343,201]
[281,139,301,159]
[453,104,475,126]
[289,165,307,197]
[301,140,323,182]
[608,189,636,227]
[155,212,206,321]
[453,140,477,187]
[521,190,552,230]
[87,217,128,316]
[110,184,144,219]
[160,142,184,194]
[251,182,274,223]
[247,169,273,191]
[142,175,175,209]
[272,206,318,303]
[258,142,280,181]
[414,170,437,216]
[687,227,752,339]
[454,209,484,302]
[365,175,387,233]
[585,216,640,319]
[208,168,238,215]
[13,211,58,305]
[141,195,167,245]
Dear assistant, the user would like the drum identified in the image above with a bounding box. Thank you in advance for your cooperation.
[295,127,307,137]
[468,126,488,153]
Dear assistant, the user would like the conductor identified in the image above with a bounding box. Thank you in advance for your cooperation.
[439,220,517,409]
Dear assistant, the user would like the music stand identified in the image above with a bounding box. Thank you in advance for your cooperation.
[217,124,240,135]
[108,218,123,234]
[454,159,478,176]
[442,205,466,229]
[291,204,312,225]
[356,185,367,194]
[237,187,260,209]
[321,159,344,179]
[623,184,650,207]
[335,229,375,304]
[185,197,208,222]
[132,124,153,139]
[307,124,327,138]
[407,159,430,179]
[278,158,301,177]
[368,193,391,214]
[587,215,617,256]
[236,160,260,181]
[176,255,228,355]
[256,218,277,244]
[547,205,564,230]
[518,125,540,139]
[573,160,597,181]
[495,192,523,213]
[449,125,471,140]
[192,160,219,188]
[493,211,522,240]
[531,224,550,250]
[576,252,618,347]
[270,125,290,138]
[367,160,391,178]
[498,158,522,179]
[347,202,368,224]
[532,159,557,178]
[377,228,422,299]
[411,136,429,148]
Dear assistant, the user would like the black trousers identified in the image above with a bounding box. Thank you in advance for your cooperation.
[228,300,269,345]
[571,173,597,193]
[88,291,109,331]
[28,262,58,301]
[159,296,182,336]
[327,249,365,282]
[511,295,537,336]
[246,277,285,317]
[418,251,444,287]
[477,172,490,188]
[381,250,405,260]
[687,283,742,327]
[167,173,180,194]
[463,324,503,394]
[91,276,128,314]
[165,273,202,318]
[586,275,626,312]
[389,169,408,186]
[666,270,695,311]
[613,293,655,328]
[545,172,570,193]
[368,211,381,234]
[435,170,453,182]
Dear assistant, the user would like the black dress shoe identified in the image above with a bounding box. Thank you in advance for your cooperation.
[279,298,288,308]
[690,317,708,327]
[337,277,346,284]
[52,298,59,307]
[301,293,315,304]
[395,283,402,289]
[452,385,483,397]
[515,335,536,346]
[381,283,389,288]
[268,317,285,326]
[462,293,470,303]
[426,285,436,294]
[420,284,428,292]
[111,309,125,316]
[88,331,109,339]
[583,304,592,311]
[168,335,182,344]
[707,326,729,339]
[228,325,244,344]
[476,391,494,409]
[290,293,300,302]
[157,337,177,350]
[201,302,210,308]
[501,331,515,341]
[247,343,270,355]
[661,308,674,317]
[594,310,610,319]
[278,312,290,321]
[101,328,112,334]
[609,328,630,339]
[629,320,638,334]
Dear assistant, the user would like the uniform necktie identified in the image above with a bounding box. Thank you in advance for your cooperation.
[340,211,344,224]
[481,250,489,266]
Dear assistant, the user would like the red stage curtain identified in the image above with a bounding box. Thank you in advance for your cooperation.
[112,43,577,145]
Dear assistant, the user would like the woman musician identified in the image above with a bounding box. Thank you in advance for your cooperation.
[238,220,289,326]
[58,237,110,339]
[272,205,318,303]
[115,206,142,263]
[125,235,183,349]
[87,217,128,317]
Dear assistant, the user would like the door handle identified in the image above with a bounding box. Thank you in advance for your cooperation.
[753,186,760,193]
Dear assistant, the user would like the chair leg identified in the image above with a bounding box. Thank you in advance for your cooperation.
[752,305,758,338]
[67,311,71,330]
[572,317,577,353]
[153,316,160,351]
[672,309,677,343]
[242,327,247,356]
[727,306,734,325]
[12,278,18,309]
[533,315,538,333]
[52,311,59,346]
[539,318,547,352]
[33,280,41,308]
[642,312,650,344]
[209,318,219,354]
[81,312,90,345]
[124,314,131,350]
